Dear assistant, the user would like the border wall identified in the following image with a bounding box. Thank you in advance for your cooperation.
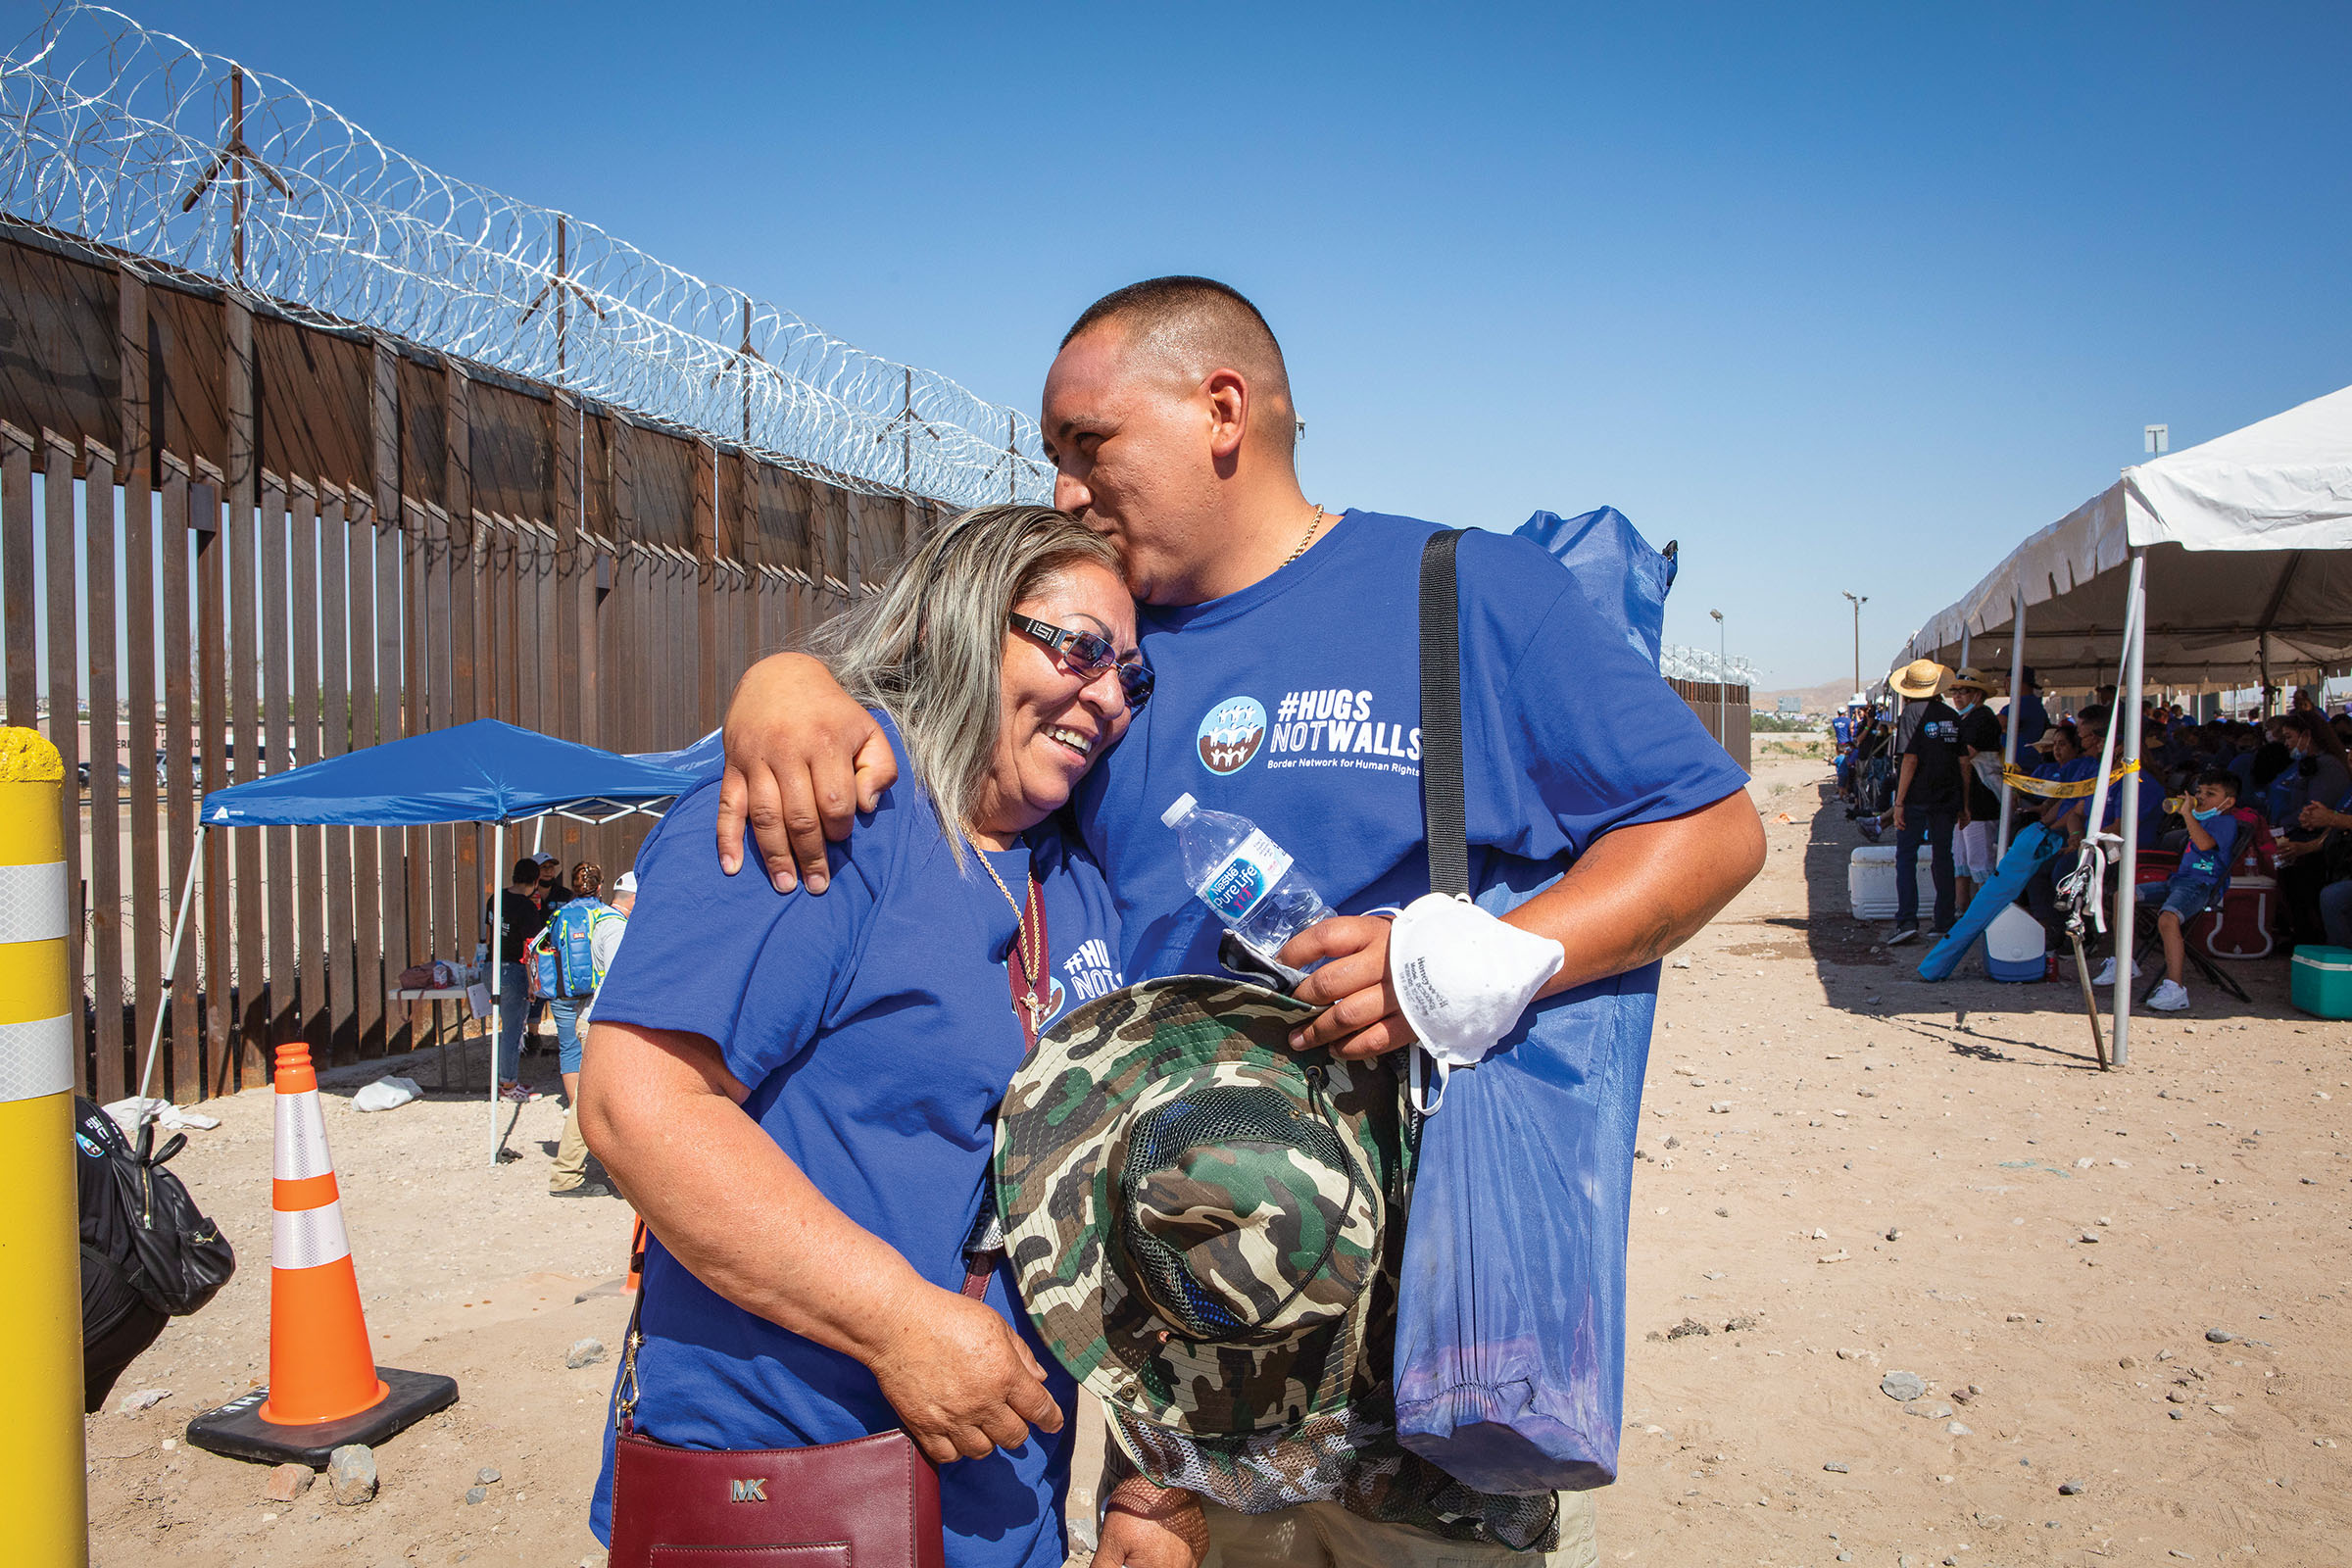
[1669,676,1751,771]
[0,220,944,1104]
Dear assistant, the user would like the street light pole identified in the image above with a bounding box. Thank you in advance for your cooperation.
[1709,609,1726,746]
[1841,591,1868,700]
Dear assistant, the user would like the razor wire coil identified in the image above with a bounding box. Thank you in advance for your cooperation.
[1660,644,1756,686]
[0,3,1054,507]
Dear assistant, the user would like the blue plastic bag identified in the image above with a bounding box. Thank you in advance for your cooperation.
[1392,505,1676,1495]
[1513,507,1676,667]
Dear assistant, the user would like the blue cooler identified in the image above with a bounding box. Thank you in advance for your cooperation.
[2290,946,2352,1020]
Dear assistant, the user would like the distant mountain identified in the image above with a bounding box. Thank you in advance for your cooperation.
[1752,676,1866,713]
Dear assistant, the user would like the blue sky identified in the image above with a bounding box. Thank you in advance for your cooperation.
[100,0,2352,689]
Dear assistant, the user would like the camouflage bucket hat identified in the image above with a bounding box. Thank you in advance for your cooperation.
[995,977,1398,1440]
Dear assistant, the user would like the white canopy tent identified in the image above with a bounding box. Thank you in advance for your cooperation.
[1894,382,2352,1066]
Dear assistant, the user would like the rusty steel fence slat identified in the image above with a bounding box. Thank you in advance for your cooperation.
[0,228,930,1102]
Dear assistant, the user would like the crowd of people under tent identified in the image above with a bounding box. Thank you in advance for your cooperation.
[1831,670,2352,1010]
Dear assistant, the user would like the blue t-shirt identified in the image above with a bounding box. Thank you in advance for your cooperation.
[587,719,1122,1567]
[2004,693,2049,749]
[1075,507,1749,986]
[2175,810,2242,888]
[1832,714,1855,748]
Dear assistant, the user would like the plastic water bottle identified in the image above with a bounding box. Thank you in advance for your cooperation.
[1162,793,1334,959]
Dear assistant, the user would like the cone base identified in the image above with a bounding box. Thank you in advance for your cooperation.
[186,1366,459,1467]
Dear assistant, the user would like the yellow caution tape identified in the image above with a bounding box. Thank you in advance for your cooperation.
[2000,758,2139,800]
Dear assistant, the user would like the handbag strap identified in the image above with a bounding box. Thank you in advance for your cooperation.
[1407,528,1470,1118]
[1418,528,1469,898]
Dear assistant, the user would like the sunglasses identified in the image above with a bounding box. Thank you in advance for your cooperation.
[1008,613,1153,710]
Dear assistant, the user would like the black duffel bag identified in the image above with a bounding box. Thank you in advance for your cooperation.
[74,1096,235,1396]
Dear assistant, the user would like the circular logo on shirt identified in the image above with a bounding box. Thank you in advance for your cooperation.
[1197,696,1268,774]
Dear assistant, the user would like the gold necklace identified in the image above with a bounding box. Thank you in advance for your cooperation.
[969,837,1048,1032]
[1282,504,1327,567]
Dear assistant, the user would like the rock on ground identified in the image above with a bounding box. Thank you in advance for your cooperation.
[327,1443,377,1505]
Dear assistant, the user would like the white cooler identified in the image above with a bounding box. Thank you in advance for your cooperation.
[1984,903,2047,981]
[1847,844,1936,921]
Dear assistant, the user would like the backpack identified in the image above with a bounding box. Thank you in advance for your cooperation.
[75,1096,236,1319]
[531,898,617,1000]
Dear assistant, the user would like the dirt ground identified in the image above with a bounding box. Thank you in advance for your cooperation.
[86,753,2352,1567]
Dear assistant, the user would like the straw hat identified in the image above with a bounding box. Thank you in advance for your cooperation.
[993,977,1400,1444]
[1890,660,1951,700]
[1947,666,1995,696]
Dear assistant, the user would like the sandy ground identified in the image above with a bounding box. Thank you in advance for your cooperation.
[85,750,2352,1567]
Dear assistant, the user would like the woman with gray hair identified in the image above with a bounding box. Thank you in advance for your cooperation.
[578,505,1148,1567]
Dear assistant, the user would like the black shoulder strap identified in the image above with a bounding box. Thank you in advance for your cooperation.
[1418,529,1468,899]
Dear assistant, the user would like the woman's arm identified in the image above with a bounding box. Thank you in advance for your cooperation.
[580,1019,1063,1463]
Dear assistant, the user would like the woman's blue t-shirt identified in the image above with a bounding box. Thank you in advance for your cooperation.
[586,718,1124,1567]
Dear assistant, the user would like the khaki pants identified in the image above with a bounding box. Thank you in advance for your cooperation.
[1201,1493,1597,1568]
[550,1102,592,1192]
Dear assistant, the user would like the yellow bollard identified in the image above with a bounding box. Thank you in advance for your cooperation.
[0,727,88,1565]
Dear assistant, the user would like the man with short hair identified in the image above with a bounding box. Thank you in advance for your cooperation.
[1885,660,1964,945]
[712,275,1766,1568]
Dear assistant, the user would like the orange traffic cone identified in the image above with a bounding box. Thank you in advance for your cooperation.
[259,1040,387,1424]
[188,1041,458,1466]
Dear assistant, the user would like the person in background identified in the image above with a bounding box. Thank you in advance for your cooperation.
[1832,699,1862,803]
[2094,770,2243,1012]
[2004,665,2049,750]
[2244,737,2293,817]
[536,865,618,1123]
[1886,659,1964,945]
[2274,712,2351,839]
[550,868,634,1200]
[2301,794,2352,948]
[515,851,569,1055]
[2274,712,2352,949]
[1947,668,2002,912]
[487,857,549,1102]
[2022,711,2102,956]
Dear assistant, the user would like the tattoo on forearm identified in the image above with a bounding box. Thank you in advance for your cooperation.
[1634,914,1676,966]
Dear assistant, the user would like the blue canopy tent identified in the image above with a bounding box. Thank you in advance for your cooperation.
[141,720,703,1164]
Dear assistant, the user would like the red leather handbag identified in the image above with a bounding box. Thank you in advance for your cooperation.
[612,900,1044,1567]
[607,1257,1002,1568]
[609,1418,945,1568]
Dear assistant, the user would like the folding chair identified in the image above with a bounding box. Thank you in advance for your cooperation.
[2129,883,2251,1004]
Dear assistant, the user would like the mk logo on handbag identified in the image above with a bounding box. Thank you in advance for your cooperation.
[728,1478,769,1502]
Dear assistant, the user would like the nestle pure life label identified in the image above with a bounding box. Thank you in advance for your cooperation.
[1198,830,1294,923]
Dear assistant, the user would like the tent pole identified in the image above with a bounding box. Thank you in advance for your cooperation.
[2111,549,2148,1071]
[133,829,209,1112]
[1960,629,1971,669]
[1997,592,2027,859]
[489,817,505,1168]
